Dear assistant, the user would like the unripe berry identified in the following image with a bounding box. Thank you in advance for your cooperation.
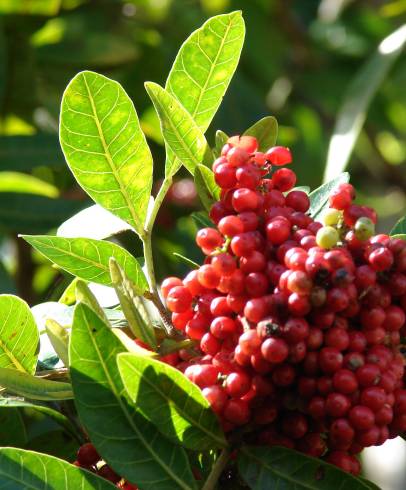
[322,208,342,226]
[354,217,375,241]
[316,226,339,249]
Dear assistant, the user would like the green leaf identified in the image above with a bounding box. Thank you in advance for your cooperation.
[75,280,109,323]
[0,0,61,15]
[118,352,227,450]
[243,116,278,151]
[0,407,27,447]
[390,216,406,236]
[0,447,117,489]
[70,303,197,490]
[60,70,153,236]
[194,164,221,212]
[0,172,59,198]
[166,11,245,133]
[238,446,378,490]
[109,258,157,349]
[214,129,229,156]
[45,319,69,367]
[0,368,73,400]
[0,194,84,234]
[0,398,77,439]
[58,204,134,240]
[145,82,213,174]
[0,134,63,172]
[173,252,199,269]
[191,211,214,229]
[0,295,39,373]
[324,25,406,182]
[308,173,350,220]
[391,234,406,241]
[163,11,245,177]
[22,235,147,291]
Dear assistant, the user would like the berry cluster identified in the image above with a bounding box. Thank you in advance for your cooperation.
[161,134,406,475]
[74,443,137,488]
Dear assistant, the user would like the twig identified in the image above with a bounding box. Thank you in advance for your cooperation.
[202,448,230,490]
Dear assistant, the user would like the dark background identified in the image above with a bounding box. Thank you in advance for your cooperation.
[0,0,405,305]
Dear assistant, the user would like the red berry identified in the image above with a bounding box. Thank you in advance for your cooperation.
[77,443,99,467]
[272,168,296,192]
[232,188,259,212]
[261,338,289,363]
[166,286,193,313]
[161,277,182,299]
[266,146,292,166]
[223,399,250,425]
[348,405,375,430]
[225,371,251,398]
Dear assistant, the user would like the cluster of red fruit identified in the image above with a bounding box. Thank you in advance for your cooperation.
[161,134,406,475]
[74,443,137,489]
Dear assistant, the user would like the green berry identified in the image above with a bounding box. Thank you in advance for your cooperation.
[354,217,375,241]
[316,226,339,249]
[322,209,342,226]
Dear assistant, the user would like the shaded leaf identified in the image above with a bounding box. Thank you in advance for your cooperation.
[308,173,350,220]
[238,446,378,490]
[0,194,84,234]
[0,134,63,172]
[0,295,39,373]
[22,235,147,291]
[58,204,134,239]
[0,368,73,400]
[0,407,27,447]
[60,71,152,236]
[70,303,197,490]
[109,258,157,349]
[214,129,229,156]
[191,211,214,229]
[0,447,116,489]
[194,164,220,212]
[118,352,227,450]
[243,116,278,151]
[324,25,406,181]
[145,82,213,174]
[0,398,77,439]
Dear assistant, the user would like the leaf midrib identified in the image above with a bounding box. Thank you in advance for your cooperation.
[120,355,226,448]
[0,338,27,373]
[82,74,143,235]
[81,310,194,490]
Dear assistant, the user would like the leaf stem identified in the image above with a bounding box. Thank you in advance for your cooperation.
[145,176,173,234]
[142,233,158,297]
[202,448,230,490]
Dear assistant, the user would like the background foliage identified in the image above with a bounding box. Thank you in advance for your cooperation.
[0,0,405,307]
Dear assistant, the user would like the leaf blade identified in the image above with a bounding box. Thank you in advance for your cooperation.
[0,368,73,400]
[243,116,278,151]
[22,235,147,292]
[324,25,406,182]
[0,295,39,373]
[118,352,227,450]
[60,70,153,236]
[238,446,378,490]
[70,303,197,490]
[194,164,221,212]
[308,173,350,220]
[145,82,213,174]
[390,216,406,236]
[0,447,116,489]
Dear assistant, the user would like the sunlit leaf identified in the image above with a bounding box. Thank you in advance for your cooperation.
[70,303,197,490]
[45,320,69,367]
[0,0,61,15]
[60,71,153,236]
[324,25,406,181]
[0,172,59,198]
[0,295,39,373]
[118,352,227,450]
[145,82,213,175]
[22,235,147,291]
[0,447,116,489]
[0,368,73,400]
[164,11,245,177]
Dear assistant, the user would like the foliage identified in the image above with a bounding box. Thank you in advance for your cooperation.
[0,3,405,489]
